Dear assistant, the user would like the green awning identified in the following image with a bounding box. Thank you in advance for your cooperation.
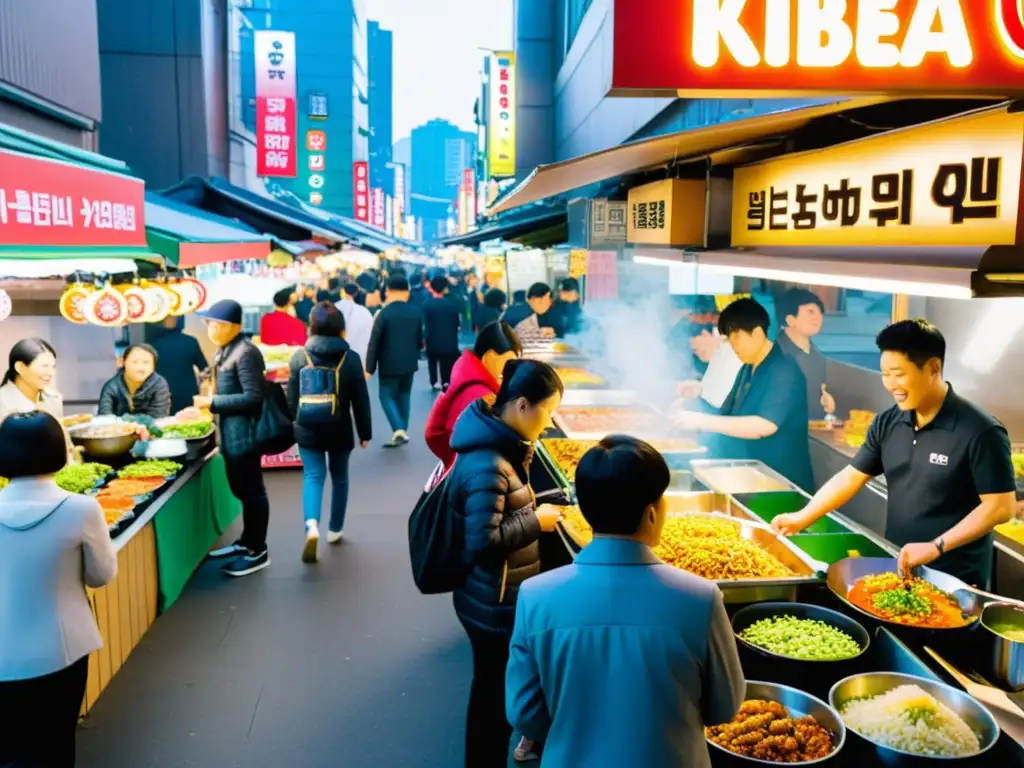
[144,194,270,267]
[0,123,130,175]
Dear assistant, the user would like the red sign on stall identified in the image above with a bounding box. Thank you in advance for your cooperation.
[353,162,369,222]
[255,31,298,178]
[611,0,1024,97]
[0,149,146,248]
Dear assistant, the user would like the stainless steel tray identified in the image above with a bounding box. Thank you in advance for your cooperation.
[691,459,805,496]
[560,389,637,407]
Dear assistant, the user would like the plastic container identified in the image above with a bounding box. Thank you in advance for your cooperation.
[788,533,891,566]
[732,491,849,534]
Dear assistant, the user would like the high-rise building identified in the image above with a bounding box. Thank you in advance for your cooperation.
[367,20,393,199]
[231,0,369,217]
[410,119,475,239]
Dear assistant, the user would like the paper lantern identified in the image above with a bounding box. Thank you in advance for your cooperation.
[85,283,130,327]
[118,284,151,323]
[166,282,188,316]
[59,283,94,325]
[140,282,173,323]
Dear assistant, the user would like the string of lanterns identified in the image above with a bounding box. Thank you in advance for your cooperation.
[59,276,208,328]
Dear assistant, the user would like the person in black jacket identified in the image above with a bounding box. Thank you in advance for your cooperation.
[365,275,423,447]
[475,288,506,331]
[145,315,209,415]
[97,344,172,419]
[447,359,564,768]
[286,302,372,563]
[423,276,462,393]
[188,300,271,578]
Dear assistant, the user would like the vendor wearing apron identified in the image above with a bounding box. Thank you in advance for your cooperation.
[672,298,814,492]
[773,319,1015,589]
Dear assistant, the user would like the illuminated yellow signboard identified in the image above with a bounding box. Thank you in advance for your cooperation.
[488,52,516,178]
[732,108,1024,248]
[627,179,707,246]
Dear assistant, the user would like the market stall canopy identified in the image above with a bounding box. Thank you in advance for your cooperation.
[145,193,270,268]
[273,189,413,253]
[0,123,162,268]
[440,205,567,248]
[158,176,342,244]
[488,97,892,215]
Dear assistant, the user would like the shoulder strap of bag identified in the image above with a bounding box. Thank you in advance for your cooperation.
[333,352,348,395]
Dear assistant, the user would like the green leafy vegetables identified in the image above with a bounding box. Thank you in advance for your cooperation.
[55,463,113,494]
[872,586,932,617]
[739,615,862,661]
[118,460,181,479]
[160,422,212,439]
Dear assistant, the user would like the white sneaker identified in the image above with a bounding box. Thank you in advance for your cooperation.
[302,521,319,563]
[395,429,410,445]
[327,530,344,545]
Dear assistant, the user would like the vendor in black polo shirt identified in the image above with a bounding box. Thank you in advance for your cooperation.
[773,319,1015,589]
[672,298,814,491]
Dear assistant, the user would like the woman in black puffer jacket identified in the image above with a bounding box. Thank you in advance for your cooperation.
[447,358,563,768]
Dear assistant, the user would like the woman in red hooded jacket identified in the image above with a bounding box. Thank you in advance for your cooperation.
[424,321,521,470]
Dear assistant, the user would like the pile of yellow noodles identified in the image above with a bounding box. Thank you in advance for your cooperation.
[653,517,792,580]
[561,506,593,545]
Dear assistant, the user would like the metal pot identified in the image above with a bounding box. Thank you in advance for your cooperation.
[69,423,138,461]
[981,602,1024,691]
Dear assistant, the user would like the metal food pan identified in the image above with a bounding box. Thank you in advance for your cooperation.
[560,389,638,407]
[660,511,827,603]
[691,459,806,497]
[522,350,590,366]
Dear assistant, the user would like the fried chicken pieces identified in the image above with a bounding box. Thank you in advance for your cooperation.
[706,700,834,763]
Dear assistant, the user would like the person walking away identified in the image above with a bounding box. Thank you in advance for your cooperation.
[294,283,317,325]
[336,282,374,365]
[424,276,462,393]
[186,300,271,577]
[772,319,1015,590]
[146,316,210,415]
[466,272,483,330]
[98,343,172,419]
[259,286,308,347]
[287,302,372,563]
[424,321,521,471]
[448,359,564,767]
[365,275,423,447]
[775,288,836,420]
[476,289,507,331]
[552,277,584,337]
[0,412,118,767]
[506,436,745,767]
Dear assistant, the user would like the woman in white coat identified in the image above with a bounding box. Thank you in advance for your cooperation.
[0,411,118,766]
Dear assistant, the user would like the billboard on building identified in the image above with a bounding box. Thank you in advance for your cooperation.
[353,161,369,222]
[371,187,386,230]
[488,52,516,178]
[393,163,405,237]
[255,31,298,178]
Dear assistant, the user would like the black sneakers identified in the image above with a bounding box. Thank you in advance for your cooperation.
[223,549,270,577]
[208,540,247,559]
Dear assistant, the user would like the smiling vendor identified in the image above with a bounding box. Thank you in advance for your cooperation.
[773,320,1015,589]
[673,298,813,491]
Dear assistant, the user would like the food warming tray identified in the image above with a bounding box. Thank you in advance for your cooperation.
[691,459,806,496]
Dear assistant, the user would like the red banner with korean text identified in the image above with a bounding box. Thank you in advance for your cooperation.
[353,162,370,222]
[255,31,298,178]
[0,149,146,248]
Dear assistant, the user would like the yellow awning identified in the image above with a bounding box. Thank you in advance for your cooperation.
[489,97,894,215]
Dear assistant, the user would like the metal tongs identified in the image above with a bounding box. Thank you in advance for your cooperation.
[821,384,840,429]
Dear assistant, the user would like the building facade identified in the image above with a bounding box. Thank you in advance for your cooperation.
[0,0,104,149]
[230,0,368,217]
[367,20,393,200]
[410,119,475,239]
[97,0,229,188]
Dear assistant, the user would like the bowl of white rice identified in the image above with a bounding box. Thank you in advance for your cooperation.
[829,672,999,762]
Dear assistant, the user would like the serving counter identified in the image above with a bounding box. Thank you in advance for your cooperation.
[81,448,240,714]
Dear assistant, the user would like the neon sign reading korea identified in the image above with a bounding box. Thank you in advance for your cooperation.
[610,0,1024,96]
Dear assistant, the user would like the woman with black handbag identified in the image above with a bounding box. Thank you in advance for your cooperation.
[181,299,273,578]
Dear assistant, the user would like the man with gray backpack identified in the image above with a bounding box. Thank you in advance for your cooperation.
[286,302,373,563]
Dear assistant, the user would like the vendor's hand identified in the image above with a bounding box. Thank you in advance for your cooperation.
[360,441,369,449]
[535,503,562,533]
[671,409,706,432]
[541,327,556,339]
[192,395,213,410]
[821,391,837,415]
[677,380,703,400]
[771,512,814,537]
[690,330,723,364]
[897,541,941,577]
[364,371,373,381]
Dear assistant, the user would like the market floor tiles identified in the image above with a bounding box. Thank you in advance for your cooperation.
[75,375,478,767]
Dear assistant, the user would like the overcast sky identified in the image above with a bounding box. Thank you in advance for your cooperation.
[366,0,514,141]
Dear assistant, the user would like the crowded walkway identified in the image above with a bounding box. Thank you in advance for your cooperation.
[75,372,479,767]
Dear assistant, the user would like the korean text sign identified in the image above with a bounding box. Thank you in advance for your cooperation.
[488,52,516,178]
[353,162,370,223]
[612,0,1024,96]
[731,107,1024,248]
[0,150,146,248]
[626,179,706,246]
[255,30,297,178]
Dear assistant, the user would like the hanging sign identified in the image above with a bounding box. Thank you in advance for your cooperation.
[0,289,11,321]
[353,162,370,222]
[0,150,145,248]
[611,0,1024,97]
[59,283,93,325]
[626,179,707,246]
[255,30,298,177]
[731,106,1024,248]
[85,284,130,327]
[488,52,517,178]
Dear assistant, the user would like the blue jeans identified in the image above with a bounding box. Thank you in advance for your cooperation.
[298,446,352,533]
[379,373,413,432]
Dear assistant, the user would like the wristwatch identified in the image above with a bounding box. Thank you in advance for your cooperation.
[933,536,946,556]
